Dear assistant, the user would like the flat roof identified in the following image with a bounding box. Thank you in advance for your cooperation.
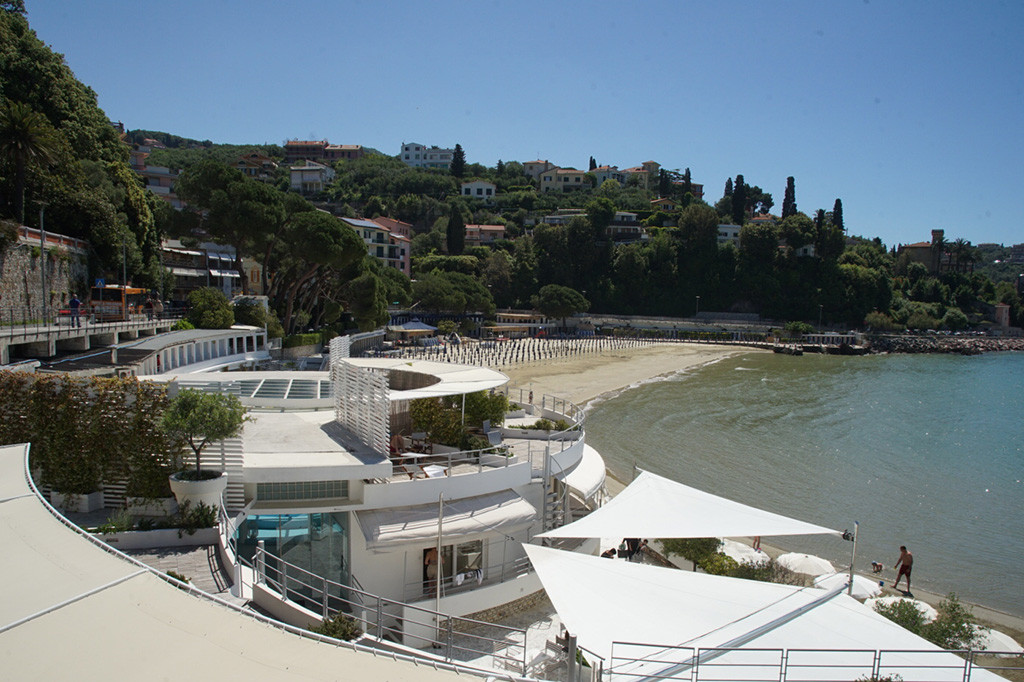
[344,358,508,400]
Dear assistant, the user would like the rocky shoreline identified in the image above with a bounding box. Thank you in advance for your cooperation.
[865,335,1024,355]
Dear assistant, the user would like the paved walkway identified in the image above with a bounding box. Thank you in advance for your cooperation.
[125,545,247,607]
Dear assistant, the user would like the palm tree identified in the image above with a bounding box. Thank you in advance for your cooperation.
[0,102,60,225]
[931,233,948,274]
[952,238,969,273]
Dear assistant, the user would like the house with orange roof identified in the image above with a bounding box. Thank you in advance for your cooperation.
[284,140,328,163]
[465,224,506,247]
[324,144,364,161]
[619,166,649,189]
[651,197,679,212]
[592,165,625,186]
[371,216,413,239]
[539,168,589,192]
[236,153,278,182]
[523,159,556,180]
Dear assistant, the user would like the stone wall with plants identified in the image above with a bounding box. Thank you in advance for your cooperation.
[0,373,183,499]
[0,239,90,313]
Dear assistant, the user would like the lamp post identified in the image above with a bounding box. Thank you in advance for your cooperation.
[695,295,700,318]
[38,202,47,324]
[818,304,823,329]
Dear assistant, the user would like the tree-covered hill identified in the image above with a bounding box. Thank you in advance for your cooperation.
[0,3,164,288]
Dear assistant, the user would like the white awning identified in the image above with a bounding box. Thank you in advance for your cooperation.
[555,444,605,501]
[524,546,1004,681]
[538,469,838,539]
[171,267,204,277]
[161,246,203,256]
[357,490,537,551]
[209,269,240,278]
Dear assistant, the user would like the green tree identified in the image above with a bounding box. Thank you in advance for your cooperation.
[661,537,722,571]
[161,389,249,478]
[585,197,616,240]
[781,176,797,218]
[832,198,844,232]
[0,101,60,224]
[187,288,234,329]
[450,143,466,179]
[730,174,747,225]
[532,284,590,331]
[233,297,267,328]
[723,177,732,197]
[446,202,466,255]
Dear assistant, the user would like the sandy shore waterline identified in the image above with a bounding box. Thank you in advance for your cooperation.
[503,342,1024,641]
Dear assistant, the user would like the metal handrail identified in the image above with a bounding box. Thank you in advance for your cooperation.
[399,554,534,602]
[607,641,1009,682]
[255,544,529,674]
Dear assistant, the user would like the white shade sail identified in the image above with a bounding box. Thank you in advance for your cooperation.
[357,490,537,551]
[523,545,1004,682]
[556,444,606,501]
[538,470,839,539]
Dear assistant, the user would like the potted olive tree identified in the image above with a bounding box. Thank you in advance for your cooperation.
[162,389,249,509]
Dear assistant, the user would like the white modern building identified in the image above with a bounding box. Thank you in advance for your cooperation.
[289,160,335,194]
[140,337,607,650]
[400,142,453,170]
[460,180,496,201]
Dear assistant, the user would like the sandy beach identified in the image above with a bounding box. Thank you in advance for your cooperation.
[502,341,1024,654]
[501,341,756,407]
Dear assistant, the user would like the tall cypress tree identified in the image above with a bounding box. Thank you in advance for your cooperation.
[730,175,747,225]
[446,203,465,255]
[782,176,797,218]
[589,156,597,171]
[450,143,466,178]
[832,198,844,233]
[682,168,692,196]
[814,208,826,232]
[724,177,733,197]
[658,169,670,197]
[496,159,505,175]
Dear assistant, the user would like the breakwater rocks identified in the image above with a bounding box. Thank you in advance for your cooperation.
[866,335,1024,355]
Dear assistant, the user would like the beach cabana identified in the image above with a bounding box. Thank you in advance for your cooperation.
[524,545,1005,682]
[386,319,437,345]
[537,470,839,540]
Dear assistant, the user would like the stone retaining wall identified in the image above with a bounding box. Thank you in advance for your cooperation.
[453,588,548,632]
[1,242,89,311]
[866,335,1024,355]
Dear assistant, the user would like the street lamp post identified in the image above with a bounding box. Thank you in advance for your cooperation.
[38,202,47,324]
[818,304,823,329]
[695,295,700,318]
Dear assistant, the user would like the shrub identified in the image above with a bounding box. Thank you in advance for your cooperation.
[309,612,363,641]
[166,570,190,584]
[282,332,321,348]
[923,594,983,651]
[175,501,218,538]
[785,320,815,335]
[873,599,927,636]
[700,552,739,576]
[727,558,803,585]
[864,311,900,332]
[95,508,135,535]
[171,319,195,331]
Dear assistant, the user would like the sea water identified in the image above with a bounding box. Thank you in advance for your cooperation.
[584,351,1024,617]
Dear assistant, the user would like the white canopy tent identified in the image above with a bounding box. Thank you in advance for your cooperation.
[357,490,537,551]
[538,470,839,539]
[524,545,1004,682]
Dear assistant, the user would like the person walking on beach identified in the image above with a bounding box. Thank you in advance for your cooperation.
[69,293,82,328]
[892,545,913,592]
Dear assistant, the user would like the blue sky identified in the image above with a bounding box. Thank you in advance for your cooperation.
[25,0,1024,249]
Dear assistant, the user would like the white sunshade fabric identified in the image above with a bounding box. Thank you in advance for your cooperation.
[538,469,839,539]
[523,545,1004,682]
[0,444,465,681]
[209,268,241,278]
[344,358,509,400]
[357,490,537,551]
[556,444,606,501]
[170,267,204,277]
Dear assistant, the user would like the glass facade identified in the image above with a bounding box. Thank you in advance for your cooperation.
[237,512,351,602]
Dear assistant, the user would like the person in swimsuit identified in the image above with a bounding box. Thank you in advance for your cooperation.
[892,545,913,592]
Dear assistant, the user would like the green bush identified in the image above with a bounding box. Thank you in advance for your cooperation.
[166,570,190,584]
[700,552,739,576]
[282,333,321,348]
[175,501,218,538]
[95,508,135,535]
[784,320,815,335]
[727,558,802,585]
[309,612,363,641]
[873,593,982,651]
[171,319,195,331]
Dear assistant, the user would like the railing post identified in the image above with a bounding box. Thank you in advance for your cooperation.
[376,596,383,638]
[445,618,454,661]
[256,540,265,585]
[323,575,329,619]
[281,561,288,601]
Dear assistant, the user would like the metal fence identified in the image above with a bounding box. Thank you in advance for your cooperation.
[0,305,183,339]
[608,640,1023,682]
[254,543,529,674]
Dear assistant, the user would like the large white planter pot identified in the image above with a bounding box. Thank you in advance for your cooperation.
[169,472,227,510]
[50,490,104,513]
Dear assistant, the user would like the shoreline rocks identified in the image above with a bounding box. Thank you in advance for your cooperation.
[865,335,1024,355]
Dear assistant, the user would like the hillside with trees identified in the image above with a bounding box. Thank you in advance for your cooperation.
[2,2,1020,335]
